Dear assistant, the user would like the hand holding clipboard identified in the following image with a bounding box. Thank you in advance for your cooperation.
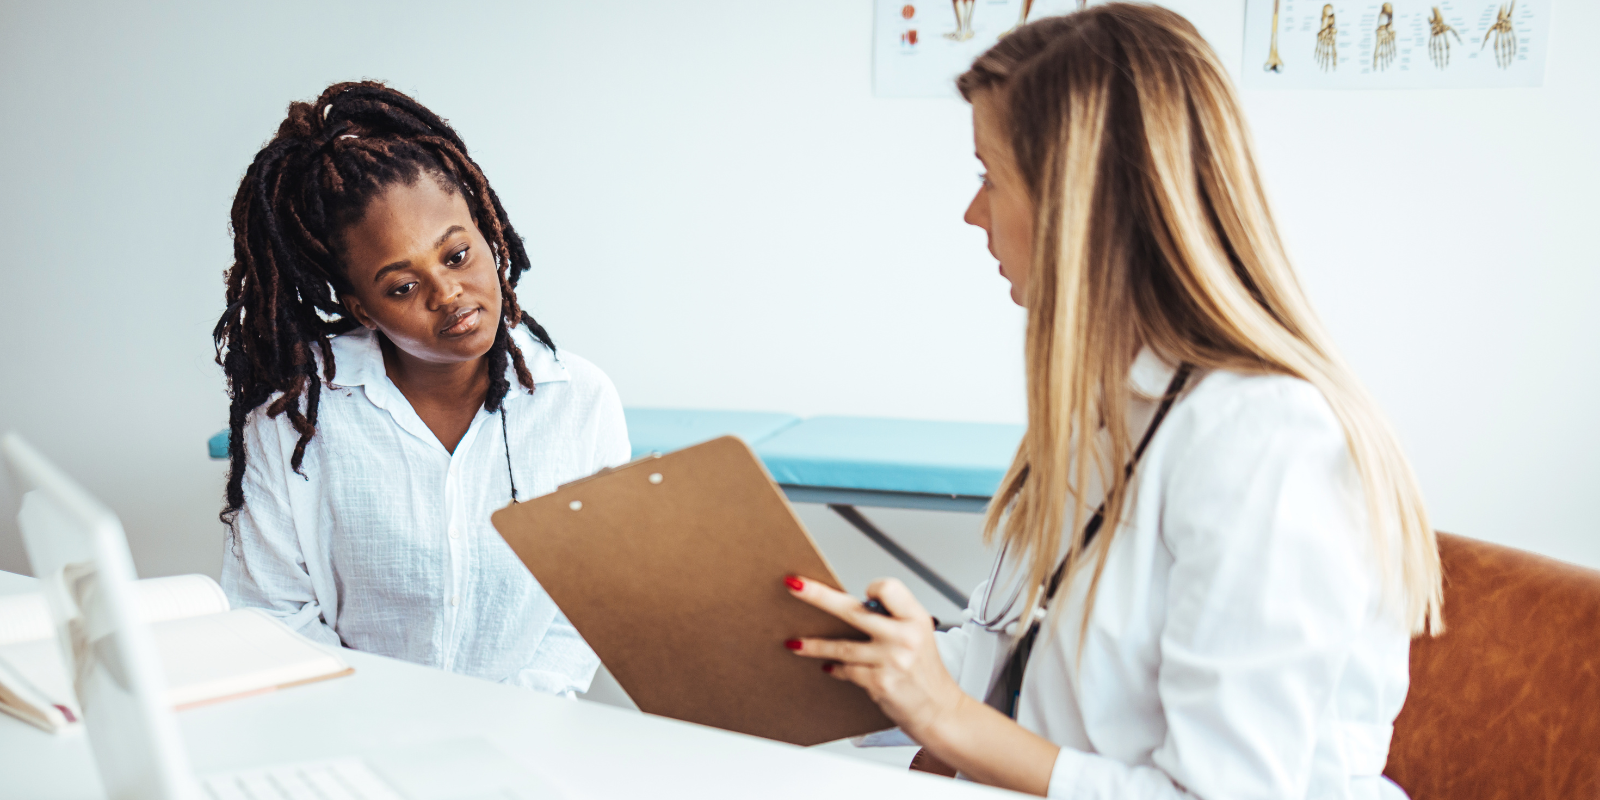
[781,574,968,745]
[491,436,894,745]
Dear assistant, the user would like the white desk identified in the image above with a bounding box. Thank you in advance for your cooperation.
[0,571,1011,799]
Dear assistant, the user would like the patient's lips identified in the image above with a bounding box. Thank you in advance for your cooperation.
[439,307,481,336]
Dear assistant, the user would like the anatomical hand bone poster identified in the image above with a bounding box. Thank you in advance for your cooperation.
[874,0,1087,98]
[1243,0,1549,89]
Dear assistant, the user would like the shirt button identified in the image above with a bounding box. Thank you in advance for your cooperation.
[448,527,460,540]
[450,595,459,607]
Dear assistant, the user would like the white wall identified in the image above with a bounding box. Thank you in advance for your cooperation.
[1,1,1595,590]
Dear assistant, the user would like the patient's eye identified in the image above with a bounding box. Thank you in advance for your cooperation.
[389,282,418,297]
[445,246,469,267]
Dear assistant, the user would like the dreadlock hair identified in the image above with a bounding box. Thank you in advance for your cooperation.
[214,80,555,531]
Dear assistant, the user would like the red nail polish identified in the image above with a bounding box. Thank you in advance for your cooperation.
[822,663,834,673]
[784,639,802,651]
[784,575,804,592]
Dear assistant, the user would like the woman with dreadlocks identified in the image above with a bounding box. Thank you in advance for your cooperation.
[215,81,628,696]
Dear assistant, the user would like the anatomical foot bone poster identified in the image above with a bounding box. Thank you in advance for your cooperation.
[874,0,1087,98]
[1242,0,1549,89]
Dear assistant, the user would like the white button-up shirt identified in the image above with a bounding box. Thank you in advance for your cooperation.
[222,326,630,696]
[872,351,1411,799]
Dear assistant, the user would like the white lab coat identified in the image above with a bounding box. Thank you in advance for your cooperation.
[870,350,1411,800]
[222,325,631,696]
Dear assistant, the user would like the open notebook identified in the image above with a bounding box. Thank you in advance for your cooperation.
[0,574,351,733]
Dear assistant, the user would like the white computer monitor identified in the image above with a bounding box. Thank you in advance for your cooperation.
[2,432,199,800]
[3,433,561,800]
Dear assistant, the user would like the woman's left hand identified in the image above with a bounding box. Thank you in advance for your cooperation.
[784,575,969,743]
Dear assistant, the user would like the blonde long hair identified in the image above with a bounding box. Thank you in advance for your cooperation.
[960,5,1442,636]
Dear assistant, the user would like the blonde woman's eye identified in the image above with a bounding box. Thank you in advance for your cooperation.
[978,171,991,187]
[446,247,468,266]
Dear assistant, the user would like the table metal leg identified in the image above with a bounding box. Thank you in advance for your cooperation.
[827,504,970,610]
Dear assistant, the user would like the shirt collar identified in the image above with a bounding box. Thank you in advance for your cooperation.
[327,325,569,396]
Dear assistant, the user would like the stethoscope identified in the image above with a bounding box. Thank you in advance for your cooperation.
[969,501,1114,633]
[966,363,1194,636]
[970,543,1034,633]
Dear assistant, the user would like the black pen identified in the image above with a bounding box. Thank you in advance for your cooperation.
[864,597,941,629]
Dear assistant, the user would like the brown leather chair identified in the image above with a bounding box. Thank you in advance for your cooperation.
[912,533,1600,798]
[1385,533,1600,799]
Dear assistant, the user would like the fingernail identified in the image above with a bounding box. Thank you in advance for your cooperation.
[784,638,802,651]
[822,663,834,673]
[784,575,804,592]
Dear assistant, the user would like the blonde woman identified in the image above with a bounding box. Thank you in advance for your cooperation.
[781,6,1442,798]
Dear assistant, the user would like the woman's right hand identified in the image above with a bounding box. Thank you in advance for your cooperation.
[782,576,970,744]
[784,574,1060,796]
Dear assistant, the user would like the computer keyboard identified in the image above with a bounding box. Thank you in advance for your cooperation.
[201,758,406,800]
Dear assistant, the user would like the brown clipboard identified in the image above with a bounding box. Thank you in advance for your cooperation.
[490,435,894,746]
